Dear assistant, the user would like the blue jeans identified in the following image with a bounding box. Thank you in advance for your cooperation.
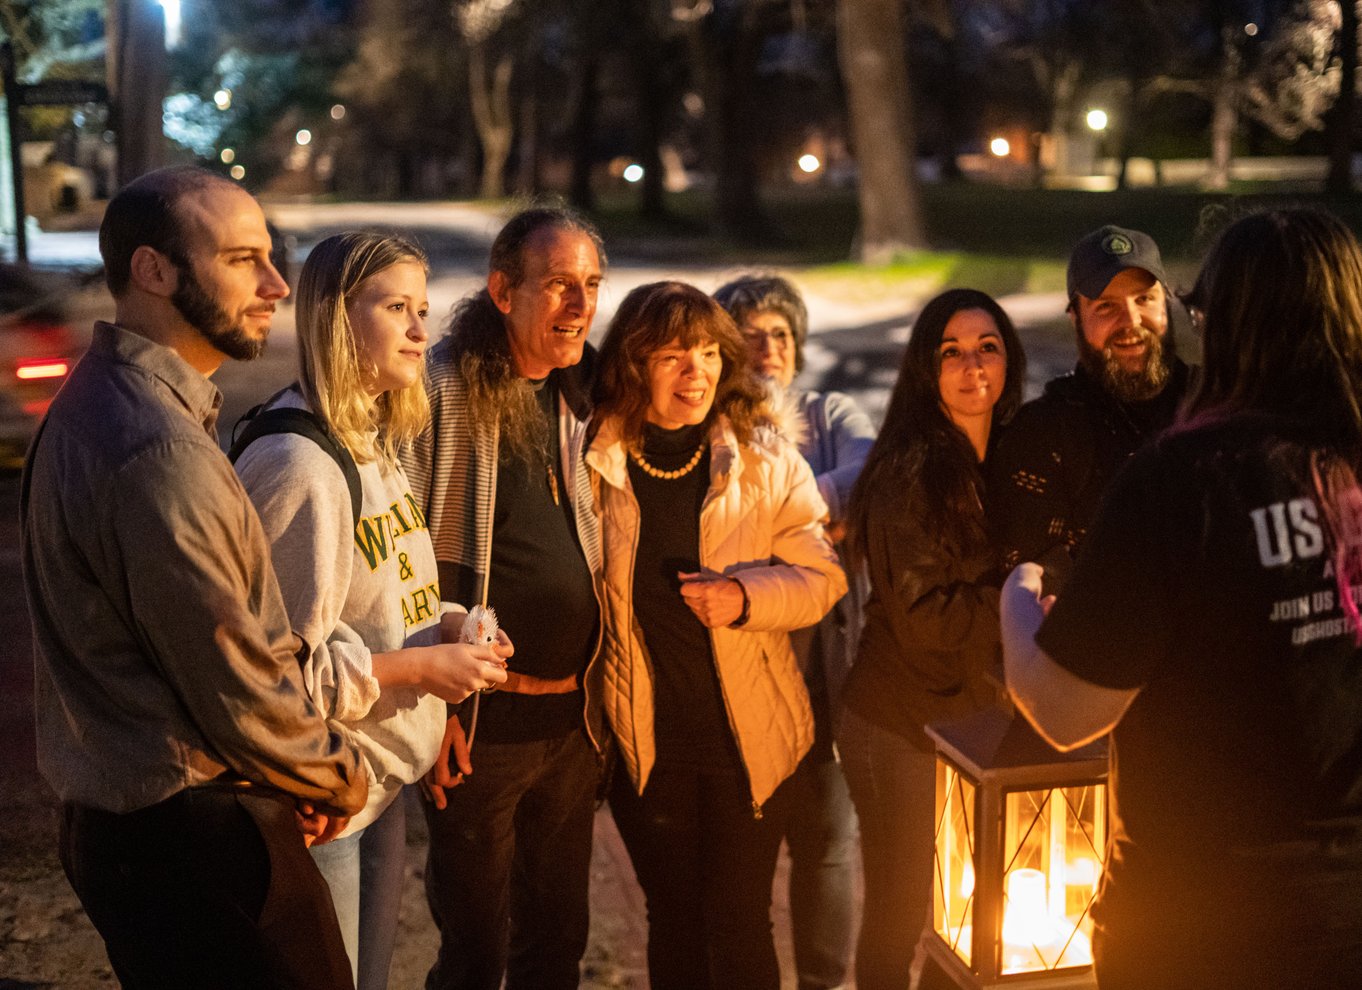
[422,728,598,990]
[837,706,936,990]
[783,749,858,990]
[610,763,791,990]
[309,793,408,990]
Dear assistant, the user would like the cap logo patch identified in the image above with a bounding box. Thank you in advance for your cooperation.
[1102,233,1133,256]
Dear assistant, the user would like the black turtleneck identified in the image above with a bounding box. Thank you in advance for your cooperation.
[627,421,742,772]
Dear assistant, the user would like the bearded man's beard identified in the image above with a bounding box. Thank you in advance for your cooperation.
[171,262,267,361]
[1078,323,1170,403]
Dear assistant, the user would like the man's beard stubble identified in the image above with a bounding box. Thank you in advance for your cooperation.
[171,263,267,362]
[1077,320,1171,403]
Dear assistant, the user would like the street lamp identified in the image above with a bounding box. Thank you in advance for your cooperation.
[990,137,1010,158]
[1085,109,1108,133]
[923,709,1108,990]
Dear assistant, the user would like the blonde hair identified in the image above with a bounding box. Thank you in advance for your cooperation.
[294,231,430,464]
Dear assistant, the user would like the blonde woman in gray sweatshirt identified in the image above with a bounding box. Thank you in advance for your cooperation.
[234,232,510,990]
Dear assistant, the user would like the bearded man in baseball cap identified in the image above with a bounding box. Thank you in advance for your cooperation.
[988,225,1195,589]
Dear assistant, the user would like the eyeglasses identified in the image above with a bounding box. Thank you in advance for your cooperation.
[742,328,793,349]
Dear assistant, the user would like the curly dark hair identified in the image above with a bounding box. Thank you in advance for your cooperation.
[592,281,771,446]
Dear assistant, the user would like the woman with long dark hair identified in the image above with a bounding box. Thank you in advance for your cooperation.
[839,288,1025,990]
[586,281,846,990]
[1005,208,1362,988]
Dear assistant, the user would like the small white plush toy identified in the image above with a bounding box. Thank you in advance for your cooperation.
[460,604,499,647]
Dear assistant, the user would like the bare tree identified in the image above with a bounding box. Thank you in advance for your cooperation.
[1327,0,1357,192]
[837,0,934,262]
[458,1,517,199]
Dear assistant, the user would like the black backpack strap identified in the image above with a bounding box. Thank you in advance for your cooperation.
[228,405,363,529]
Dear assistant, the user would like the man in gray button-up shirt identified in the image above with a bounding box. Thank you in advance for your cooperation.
[21,166,366,989]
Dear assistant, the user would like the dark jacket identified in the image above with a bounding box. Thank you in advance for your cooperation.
[842,460,1002,752]
[988,358,1192,589]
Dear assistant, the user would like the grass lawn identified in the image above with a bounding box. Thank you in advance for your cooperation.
[590,180,1362,299]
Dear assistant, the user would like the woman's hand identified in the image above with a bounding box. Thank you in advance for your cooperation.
[678,569,746,628]
[294,800,350,847]
[415,641,510,704]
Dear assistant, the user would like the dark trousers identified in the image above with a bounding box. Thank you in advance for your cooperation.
[423,728,598,990]
[783,750,858,990]
[838,706,936,990]
[60,787,353,990]
[609,763,790,990]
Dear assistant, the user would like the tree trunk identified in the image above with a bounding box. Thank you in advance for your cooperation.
[567,51,597,211]
[837,0,926,262]
[516,82,538,195]
[1206,28,1239,191]
[108,0,167,188]
[692,11,765,243]
[469,43,513,200]
[1328,0,1358,194]
[633,41,668,220]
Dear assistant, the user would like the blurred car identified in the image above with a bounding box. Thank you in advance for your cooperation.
[0,263,81,468]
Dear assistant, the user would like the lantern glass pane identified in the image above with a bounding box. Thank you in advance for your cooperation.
[933,757,976,966]
[998,783,1107,975]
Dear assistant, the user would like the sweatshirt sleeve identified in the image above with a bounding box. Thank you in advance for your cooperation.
[234,434,381,723]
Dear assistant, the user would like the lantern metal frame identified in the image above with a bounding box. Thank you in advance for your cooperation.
[921,708,1109,990]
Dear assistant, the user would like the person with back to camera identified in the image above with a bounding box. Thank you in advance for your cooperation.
[585,280,847,990]
[232,231,510,989]
[1004,209,1362,988]
[839,288,1026,990]
[713,273,875,990]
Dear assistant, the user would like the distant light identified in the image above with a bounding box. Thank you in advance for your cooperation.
[330,104,347,121]
[1086,108,1109,132]
[683,92,704,117]
[296,129,312,146]
[156,1,182,49]
[15,359,70,381]
[623,164,644,183]
[230,164,246,180]
[214,89,232,111]
[73,111,85,127]
[1245,22,1259,36]
[990,137,1011,158]
[220,148,235,164]
[798,154,821,174]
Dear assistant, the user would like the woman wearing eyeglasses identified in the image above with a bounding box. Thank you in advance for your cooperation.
[713,274,875,990]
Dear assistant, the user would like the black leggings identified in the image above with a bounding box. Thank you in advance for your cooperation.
[609,764,790,990]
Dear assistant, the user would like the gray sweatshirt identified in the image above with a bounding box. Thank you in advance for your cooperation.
[234,390,446,833]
